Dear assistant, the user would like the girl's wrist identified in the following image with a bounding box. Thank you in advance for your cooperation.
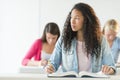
[38,61,41,66]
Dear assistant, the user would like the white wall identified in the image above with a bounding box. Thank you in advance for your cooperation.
[40,0,120,33]
[0,0,40,73]
[0,0,120,73]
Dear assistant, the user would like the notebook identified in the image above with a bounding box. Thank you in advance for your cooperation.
[19,66,45,74]
[48,71,109,78]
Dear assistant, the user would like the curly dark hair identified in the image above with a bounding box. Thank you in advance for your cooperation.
[62,3,102,58]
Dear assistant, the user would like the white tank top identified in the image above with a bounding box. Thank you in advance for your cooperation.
[41,50,51,60]
[76,40,91,72]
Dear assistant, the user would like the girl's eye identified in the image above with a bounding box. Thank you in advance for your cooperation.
[75,17,80,19]
[71,17,80,20]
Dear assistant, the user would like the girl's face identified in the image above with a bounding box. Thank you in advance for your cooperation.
[70,9,84,31]
[104,29,117,41]
[46,32,58,45]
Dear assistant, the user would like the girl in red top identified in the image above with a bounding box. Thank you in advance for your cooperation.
[22,22,60,66]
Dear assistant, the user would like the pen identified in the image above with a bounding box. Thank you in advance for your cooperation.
[43,60,51,69]
[48,60,52,66]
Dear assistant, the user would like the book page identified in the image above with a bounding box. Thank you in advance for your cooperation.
[78,71,109,78]
[115,63,120,68]
[48,71,109,78]
[48,71,78,77]
[117,53,120,63]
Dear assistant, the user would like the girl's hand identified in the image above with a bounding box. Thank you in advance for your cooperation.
[101,65,115,75]
[45,64,55,74]
[40,59,48,66]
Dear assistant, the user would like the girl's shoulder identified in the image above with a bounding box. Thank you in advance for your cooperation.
[115,36,120,41]
[114,37,120,45]
[33,38,42,46]
[35,38,42,42]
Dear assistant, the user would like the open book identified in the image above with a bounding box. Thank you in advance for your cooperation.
[115,63,120,68]
[19,66,45,74]
[48,71,109,78]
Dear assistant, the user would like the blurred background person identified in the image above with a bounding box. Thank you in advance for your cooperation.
[46,3,115,75]
[103,19,120,63]
[22,22,60,67]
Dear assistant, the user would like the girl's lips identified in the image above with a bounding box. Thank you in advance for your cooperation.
[72,25,75,28]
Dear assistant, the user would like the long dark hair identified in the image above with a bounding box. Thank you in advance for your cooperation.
[41,22,60,43]
[62,3,102,58]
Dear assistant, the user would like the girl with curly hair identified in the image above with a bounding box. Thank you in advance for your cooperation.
[45,3,116,75]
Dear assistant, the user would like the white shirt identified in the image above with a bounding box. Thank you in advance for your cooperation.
[41,51,51,60]
[76,40,91,72]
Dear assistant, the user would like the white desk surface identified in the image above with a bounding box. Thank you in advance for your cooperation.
[0,73,119,80]
[0,67,119,80]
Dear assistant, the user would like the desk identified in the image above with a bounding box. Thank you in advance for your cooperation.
[0,67,120,80]
[0,73,119,80]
